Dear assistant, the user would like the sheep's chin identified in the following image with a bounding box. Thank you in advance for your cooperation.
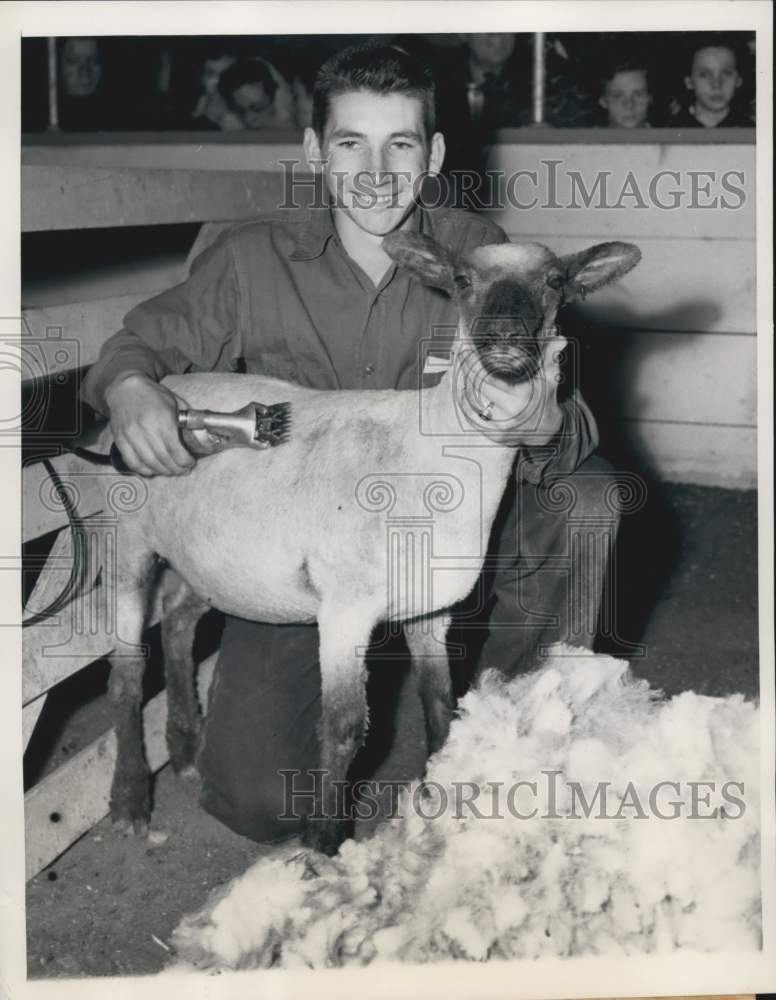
[476,341,542,386]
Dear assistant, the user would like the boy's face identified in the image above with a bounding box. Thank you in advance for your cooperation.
[62,38,102,97]
[685,47,741,113]
[304,90,444,239]
[231,82,274,128]
[600,69,651,128]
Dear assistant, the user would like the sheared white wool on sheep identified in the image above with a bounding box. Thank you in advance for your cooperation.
[171,646,760,970]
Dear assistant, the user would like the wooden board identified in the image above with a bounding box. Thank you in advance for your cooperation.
[501,234,756,335]
[620,420,756,489]
[22,139,302,173]
[21,292,164,376]
[23,456,109,543]
[22,165,314,232]
[488,143,756,240]
[22,527,106,704]
[22,696,46,752]
[582,330,757,427]
[22,556,174,706]
[24,652,217,880]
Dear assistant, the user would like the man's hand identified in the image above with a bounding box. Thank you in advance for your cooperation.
[104,373,196,477]
[461,335,567,444]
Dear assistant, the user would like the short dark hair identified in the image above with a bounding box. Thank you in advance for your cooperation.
[312,40,436,139]
[686,32,742,71]
[219,59,277,107]
[600,60,651,94]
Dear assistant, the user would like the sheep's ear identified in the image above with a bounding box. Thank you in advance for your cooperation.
[560,242,641,300]
[382,232,462,295]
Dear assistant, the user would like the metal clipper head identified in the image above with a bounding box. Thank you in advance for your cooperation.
[178,400,292,454]
[252,401,292,448]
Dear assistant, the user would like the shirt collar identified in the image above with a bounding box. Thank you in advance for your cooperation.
[289,200,430,262]
[288,206,338,261]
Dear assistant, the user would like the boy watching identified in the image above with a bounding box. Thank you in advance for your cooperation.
[81,41,617,844]
[599,61,652,128]
[673,36,753,127]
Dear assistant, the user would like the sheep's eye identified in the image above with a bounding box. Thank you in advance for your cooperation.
[546,273,564,291]
[453,274,471,290]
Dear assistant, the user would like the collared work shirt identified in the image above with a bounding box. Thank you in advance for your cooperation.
[81,205,597,480]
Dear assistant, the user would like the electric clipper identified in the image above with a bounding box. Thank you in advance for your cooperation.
[109,401,292,474]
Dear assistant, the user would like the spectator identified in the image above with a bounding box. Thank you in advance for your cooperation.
[459,33,531,128]
[190,50,237,129]
[218,58,295,130]
[598,62,653,128]
[671,37,753,127]
[435,33,532,178]
[58,37,109,130]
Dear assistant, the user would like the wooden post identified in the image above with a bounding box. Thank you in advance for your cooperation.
[46,37,59,132]
[532,32,545,126]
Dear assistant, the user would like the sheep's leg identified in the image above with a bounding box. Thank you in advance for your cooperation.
[303,604,375,856]
[161,573,209,777]
[404,613,455,755]
[108,558,156,835]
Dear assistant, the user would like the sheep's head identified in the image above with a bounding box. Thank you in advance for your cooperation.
[383,232,641,386]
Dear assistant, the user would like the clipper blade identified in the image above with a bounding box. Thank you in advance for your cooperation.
[255,401,292,447]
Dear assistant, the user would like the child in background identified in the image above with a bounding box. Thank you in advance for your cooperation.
[217,58,295,129]
[190,50,236,129]
[672,38,753,127]
[599,62,652,128]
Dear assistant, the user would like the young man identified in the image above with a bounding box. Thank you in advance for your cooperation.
[81,41,615,842]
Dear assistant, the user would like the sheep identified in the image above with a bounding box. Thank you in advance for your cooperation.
[101,233,641,856]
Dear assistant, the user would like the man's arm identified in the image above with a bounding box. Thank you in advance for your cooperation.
[80,231,242,476]
[518,389,599,485]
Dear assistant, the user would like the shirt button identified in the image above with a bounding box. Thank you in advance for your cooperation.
[364,364,375,375]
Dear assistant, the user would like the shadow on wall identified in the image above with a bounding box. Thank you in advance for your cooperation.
[563,303,726,660]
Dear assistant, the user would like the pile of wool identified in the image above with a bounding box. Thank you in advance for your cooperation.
[171,646,760,970]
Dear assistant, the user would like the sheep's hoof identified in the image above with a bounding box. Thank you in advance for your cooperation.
[110,778,151,837]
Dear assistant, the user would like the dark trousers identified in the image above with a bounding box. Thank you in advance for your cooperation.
[197,454,620,842]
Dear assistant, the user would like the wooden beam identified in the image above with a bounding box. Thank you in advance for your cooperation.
[21,292,163,374]
[23,695,46,752]
[22,527,106,704]
[22,165,315,232]
[502,233,756,336]
[491,142,755,240]
[24,652,217,880]
[23,457,107,543]
[23,555,174,706]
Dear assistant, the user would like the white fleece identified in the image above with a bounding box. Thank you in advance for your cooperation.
[171,646,760,970]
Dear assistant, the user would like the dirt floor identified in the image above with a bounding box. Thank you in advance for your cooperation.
[24,482,760,978]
